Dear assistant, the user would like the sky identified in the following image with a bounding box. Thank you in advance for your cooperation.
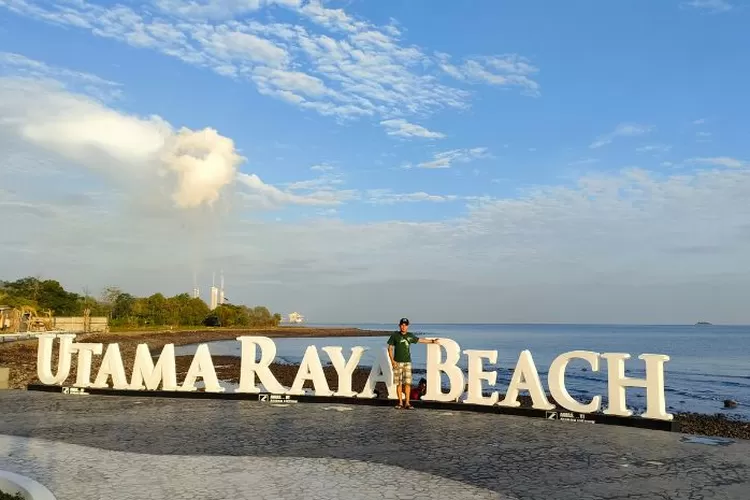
[0,0,749,325]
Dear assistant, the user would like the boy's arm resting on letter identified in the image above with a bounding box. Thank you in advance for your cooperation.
[387,344,396,366]
[417,337,439,344]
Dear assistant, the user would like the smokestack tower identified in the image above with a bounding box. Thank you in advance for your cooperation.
[192,271,200,299]
[219,270,225,306]
[210,272,219,310]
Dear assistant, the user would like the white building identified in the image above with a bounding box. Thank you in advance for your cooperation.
[288,312,304,324]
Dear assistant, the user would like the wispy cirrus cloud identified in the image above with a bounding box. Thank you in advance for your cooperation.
[0,51,122,101]
[0,0,538,134]
[380,119,445,139]
[366,189,458,205]
[417,147,490,169]
[687,157,746,168]
[683,0,733,13]
[589,123,653,149]
[436,52,541,97]
[636,144,672,154]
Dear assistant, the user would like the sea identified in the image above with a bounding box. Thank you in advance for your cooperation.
[174,323,750,420]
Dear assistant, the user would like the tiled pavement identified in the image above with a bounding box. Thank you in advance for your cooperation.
[1,391,749,499]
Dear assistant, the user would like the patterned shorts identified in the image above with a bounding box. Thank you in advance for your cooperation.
[393,362,412,385]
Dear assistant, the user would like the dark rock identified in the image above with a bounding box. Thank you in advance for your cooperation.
[724,399,738,409]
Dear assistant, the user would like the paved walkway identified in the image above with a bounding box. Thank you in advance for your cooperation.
[1,391,749,500]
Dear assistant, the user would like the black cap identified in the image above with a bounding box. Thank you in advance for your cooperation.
[399,317,409,325]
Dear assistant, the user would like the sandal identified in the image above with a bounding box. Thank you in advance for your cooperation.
[395,403,403,409]
[404,404,415,410]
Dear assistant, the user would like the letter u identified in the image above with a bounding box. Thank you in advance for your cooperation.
[37,334,76,385]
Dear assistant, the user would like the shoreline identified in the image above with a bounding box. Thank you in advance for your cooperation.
[1,327,748,440]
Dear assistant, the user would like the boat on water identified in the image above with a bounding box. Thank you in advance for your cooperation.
[694,321,712,326]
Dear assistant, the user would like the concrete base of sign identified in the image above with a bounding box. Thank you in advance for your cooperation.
[0,368,9,390]
[26,383,680,433]
[0,470,57,500]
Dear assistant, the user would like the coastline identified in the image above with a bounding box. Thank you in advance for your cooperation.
[1,327,748,440]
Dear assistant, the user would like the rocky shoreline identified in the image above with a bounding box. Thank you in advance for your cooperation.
[2,327,748,441]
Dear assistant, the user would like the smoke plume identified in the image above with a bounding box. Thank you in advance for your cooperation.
[0,77,244,210]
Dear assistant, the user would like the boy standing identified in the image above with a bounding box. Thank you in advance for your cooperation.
[387,317,438,410]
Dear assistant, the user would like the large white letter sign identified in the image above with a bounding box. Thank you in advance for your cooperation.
[463,349,499,405]
[322,346,366,397]
[129,343,178,391]
[288,346,333,396]
[359,348,395,399]
[424,339,464,402]
[236,336,286,394]
[548,350,601,414]
[499,350,555,410]
[92,343,129,390]
[70,343,103,388]
[600,353,673,420]
[36,333,76,385]
[179,344,224,392]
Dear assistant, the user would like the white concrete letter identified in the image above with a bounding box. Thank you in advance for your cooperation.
[463,349,499,405]
[548,350,601,414]
[423,338,464,402]
[288,346,332,396]
[129,343,178,391]
[179,343,224,392]
[92,343,129,390]
[498,350,555,410]
[36,333,76,385]
[236,336,285,394]
[70,342,103,388]
[601,353,673,420]
[359,348,396,399]
[322,346,365,397]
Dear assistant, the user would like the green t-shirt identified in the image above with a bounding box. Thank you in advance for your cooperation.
[388,331,419,362]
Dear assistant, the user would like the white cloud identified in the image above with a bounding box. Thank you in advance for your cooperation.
[687,157,746,168]
[589,123,653,149]
[683,0,733,12]
[0,51,122,101]
[380,119,445,139]
[436,53,541,97]
[636,144,672,154]
[417,147,490,169]
[236,173,356,208]
[310,164,334,172]
[0,76,245,210]
[366,189,458,205]
[0,0,537,125]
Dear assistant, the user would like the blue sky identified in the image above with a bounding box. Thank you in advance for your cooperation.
[0,0,749,323]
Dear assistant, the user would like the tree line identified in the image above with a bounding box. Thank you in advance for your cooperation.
[0,276,282,328]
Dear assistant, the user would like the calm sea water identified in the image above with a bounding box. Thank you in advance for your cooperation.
[175,323,750,420]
